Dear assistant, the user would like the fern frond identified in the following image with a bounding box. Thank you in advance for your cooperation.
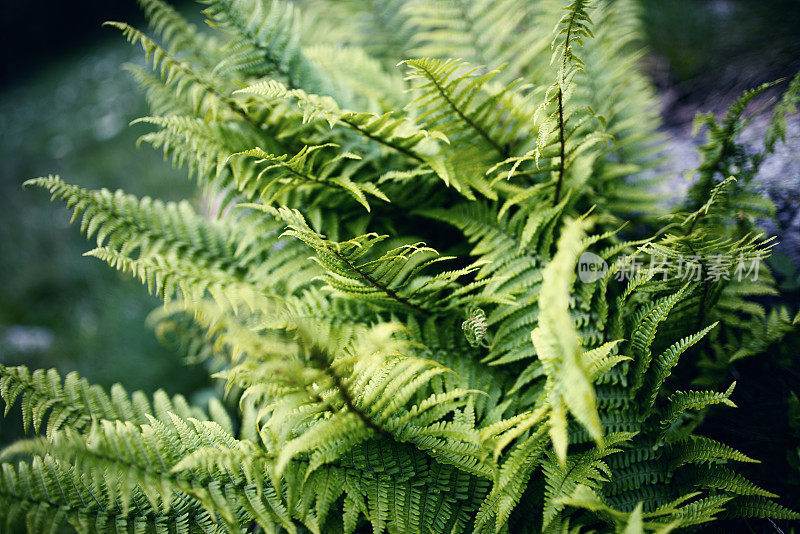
[668,436,757,469]
[106,21,241,121]
[0,365,217,437]
[474,424,549,533]
[628,284,689,392]
[304,44,407,111]
[532,217,603,462]
[402,58,533,159]
[204,0,339,98]
[237,79,448,151]
[679,465,777,498]
[723,496,800,521]
[235,79,463,194]
[138,0,218,57]
[133,114,268,197]
[84,246,262,308]
[0,454,223,533]
[231,144,388,211]
[2,417,242,523]
[277,206,491,314]
[639,323,719,412]
[661,384,737,429]
[9,1,799,531]
[405,0,548,86]
[765,70,800,151]
[542,433,633,528]
[24,175,244,270]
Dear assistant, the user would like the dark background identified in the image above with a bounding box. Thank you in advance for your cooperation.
[0,2,149,85]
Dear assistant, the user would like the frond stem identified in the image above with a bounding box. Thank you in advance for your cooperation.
[553,9,577,207]
[554,88,566,207]
[417,63,508,158]
[306,346,389,437]
[276,160,352,193]
[327,246,431,316]
[338,118,425,163]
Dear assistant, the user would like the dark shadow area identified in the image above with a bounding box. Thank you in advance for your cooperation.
[0,2,149,85]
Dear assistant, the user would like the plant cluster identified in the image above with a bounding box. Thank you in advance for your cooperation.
[2,0,800,532]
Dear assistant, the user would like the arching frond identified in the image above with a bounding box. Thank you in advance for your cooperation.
[107,21,239,121]
[276,206,498,315]
[533,217,604,462]
[0,365,224,436]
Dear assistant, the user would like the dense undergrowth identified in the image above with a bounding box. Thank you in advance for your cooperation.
[2,0,800,532]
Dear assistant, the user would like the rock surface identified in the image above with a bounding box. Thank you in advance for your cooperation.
[655,106,800,264]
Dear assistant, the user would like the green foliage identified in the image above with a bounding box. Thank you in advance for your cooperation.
[531,217,606,462]
[4,0,800,532]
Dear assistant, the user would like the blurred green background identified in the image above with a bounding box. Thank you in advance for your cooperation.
[0,30,210,444]
[1,4,799,507]
[0,45,198,386]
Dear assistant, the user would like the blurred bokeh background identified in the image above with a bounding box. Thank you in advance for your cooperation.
[0,1,211,445]
[1,0,800,521]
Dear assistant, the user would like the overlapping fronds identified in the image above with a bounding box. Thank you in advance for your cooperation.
[108,21,237,120]
[276,206,503,315]
[303,44,407,111]
[402,58,535,160]
[138,0,219,57]
[488,0,611,209]
[134,114,269,195]
[203,0,338,99]
[236,79,447,154]
[404,0,547,85]
[0,454,224,534]
[232,144,388,211]
[0,365,216,436]
[232,78,466,197]
[7,0,800,532]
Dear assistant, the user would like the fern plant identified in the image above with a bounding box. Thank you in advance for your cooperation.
[3,0,800,532]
